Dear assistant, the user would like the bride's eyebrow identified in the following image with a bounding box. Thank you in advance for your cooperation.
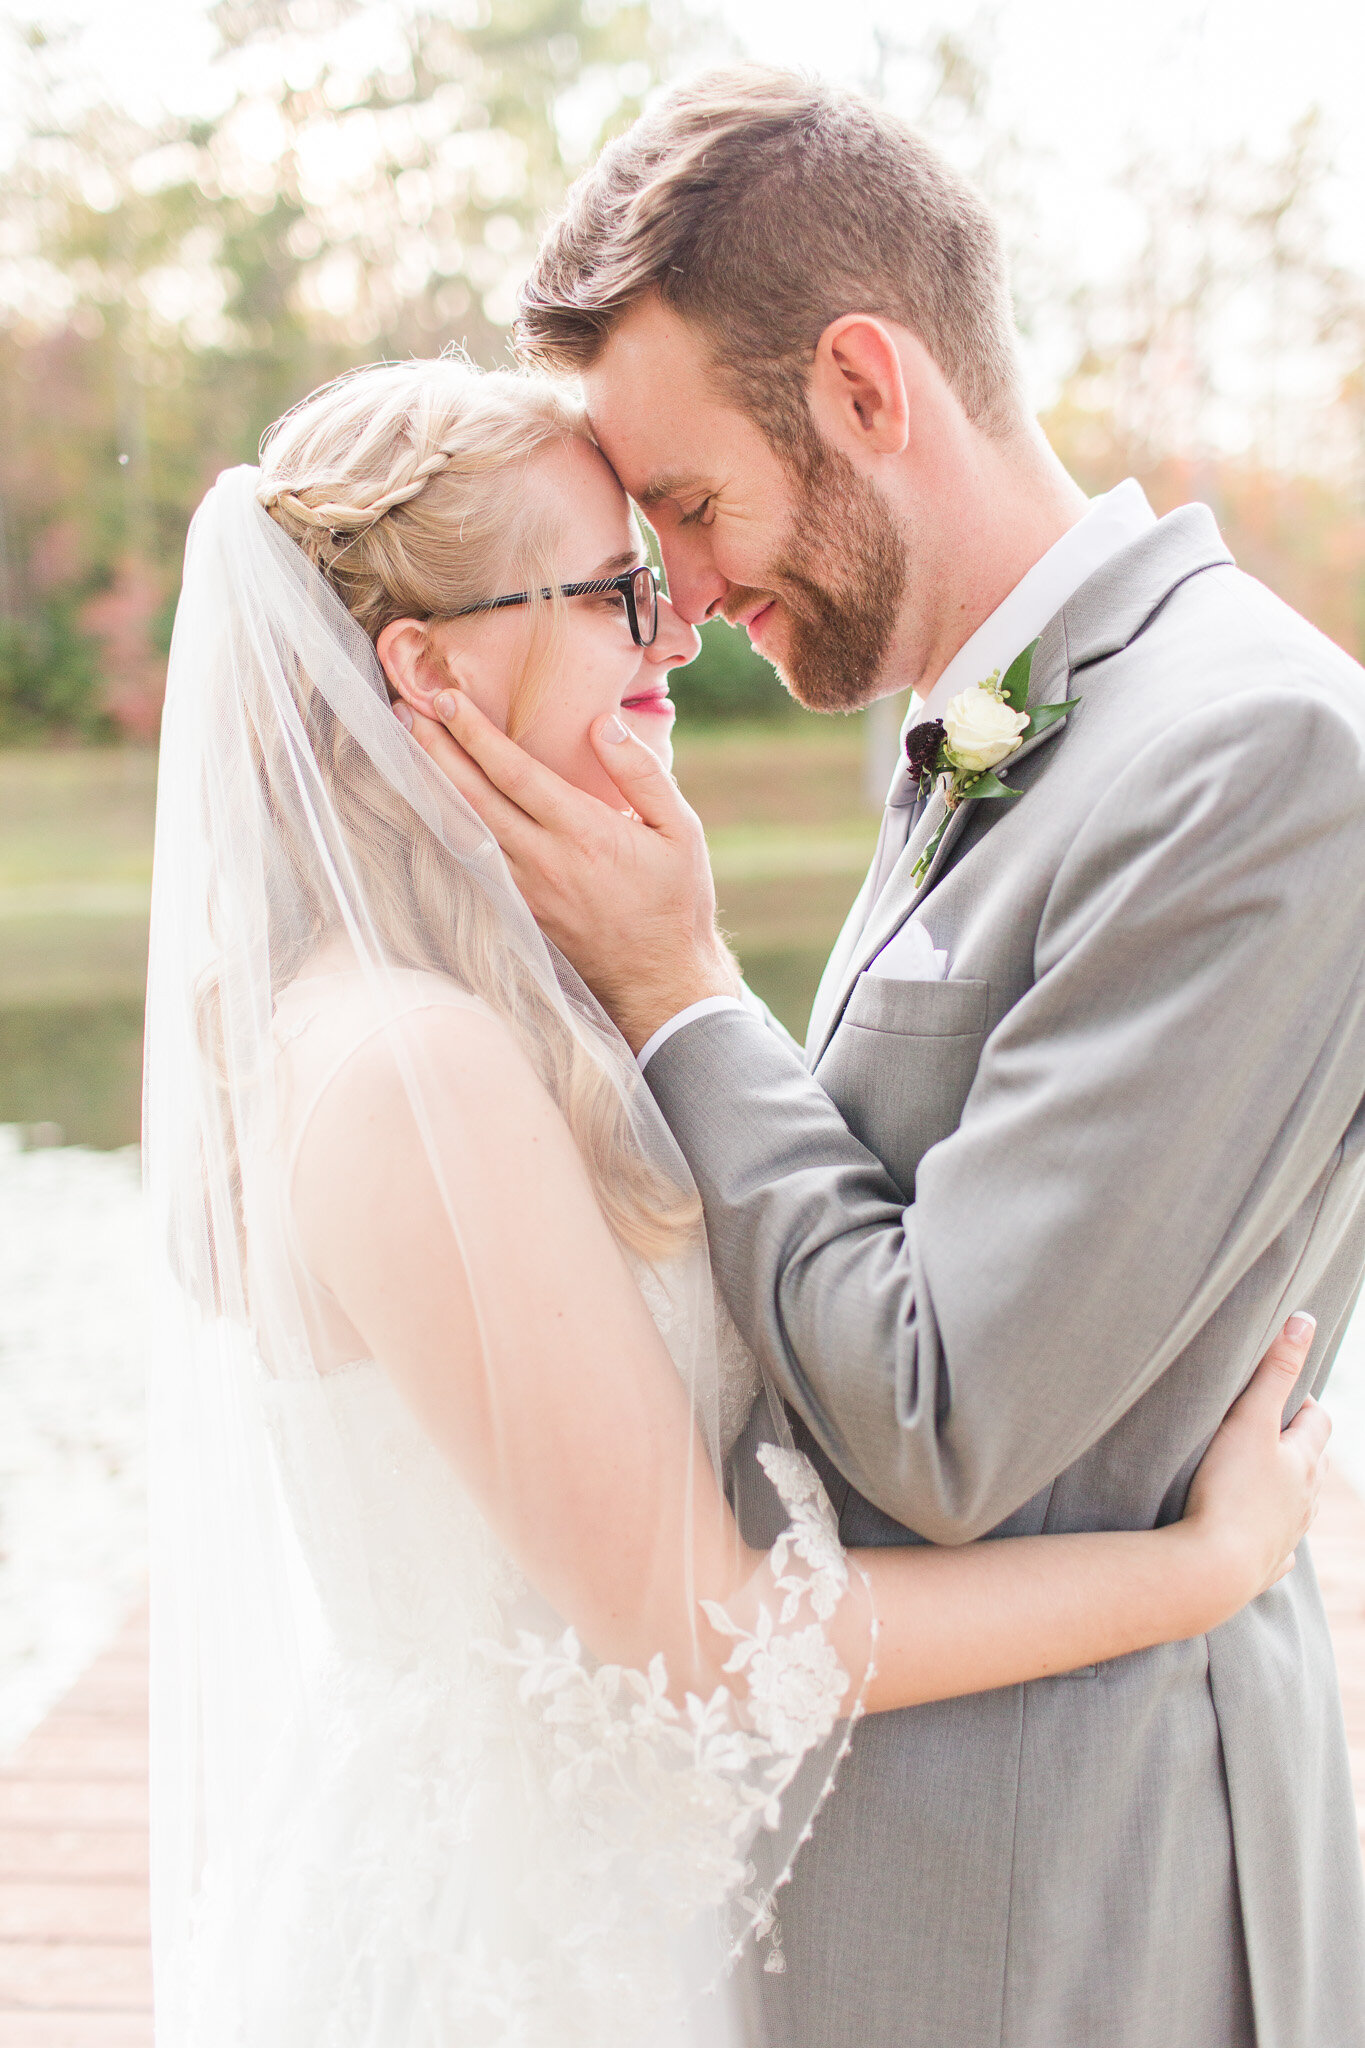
[585,547,646,576]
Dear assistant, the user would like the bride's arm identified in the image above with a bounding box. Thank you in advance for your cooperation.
[294,1003,1327,1712]
[858,1324,1326,1710]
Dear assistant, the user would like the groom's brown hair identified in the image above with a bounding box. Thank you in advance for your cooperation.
[516,66,1024,454]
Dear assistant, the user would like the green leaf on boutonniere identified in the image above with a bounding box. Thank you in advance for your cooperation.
[999,639,1039,715]
[958,768,1020,803]
[911,814,950,886]
[911,767,1025,883]
[1021,696,1079,742]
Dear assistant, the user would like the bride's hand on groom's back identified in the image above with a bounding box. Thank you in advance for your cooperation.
[400,692,741,1049]
[1181,1315,1332,1616]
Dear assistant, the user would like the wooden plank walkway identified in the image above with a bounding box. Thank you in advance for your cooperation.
[0,1607,149,2046]
[3,1472,1365,2042]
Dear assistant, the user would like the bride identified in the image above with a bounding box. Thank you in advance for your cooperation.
[144,356,1329,2048]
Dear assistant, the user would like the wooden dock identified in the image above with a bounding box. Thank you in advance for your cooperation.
[0,1607,149,2046]
[4,1473,1365,2043]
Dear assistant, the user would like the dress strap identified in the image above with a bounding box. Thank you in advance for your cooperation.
[273,973,491,1221]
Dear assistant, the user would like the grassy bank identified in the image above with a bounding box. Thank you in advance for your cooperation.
[0,730,877,1142]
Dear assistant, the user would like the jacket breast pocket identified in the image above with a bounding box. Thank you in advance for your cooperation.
[815,974,989,1200]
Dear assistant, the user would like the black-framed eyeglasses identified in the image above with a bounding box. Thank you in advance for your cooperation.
[454,564,660,647]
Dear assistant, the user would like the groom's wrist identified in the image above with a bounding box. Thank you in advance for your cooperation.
[611,939,743,1056]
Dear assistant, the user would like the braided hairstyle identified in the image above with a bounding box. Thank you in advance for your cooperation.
[258,357,576,661]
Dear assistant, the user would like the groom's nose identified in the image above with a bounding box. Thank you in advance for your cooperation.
[657,531,731,628]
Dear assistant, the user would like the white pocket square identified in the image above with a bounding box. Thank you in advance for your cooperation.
[868,921,949,982]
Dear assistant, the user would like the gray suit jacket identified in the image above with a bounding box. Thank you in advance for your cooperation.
[647,507,1365,2048]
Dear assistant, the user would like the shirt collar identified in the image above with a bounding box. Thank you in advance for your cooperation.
[901,478,1158,743]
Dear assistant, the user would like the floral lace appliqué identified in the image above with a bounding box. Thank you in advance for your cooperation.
[490,1442,854,1949]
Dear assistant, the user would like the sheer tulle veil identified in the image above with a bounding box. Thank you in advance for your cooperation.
[144,448,870,2042]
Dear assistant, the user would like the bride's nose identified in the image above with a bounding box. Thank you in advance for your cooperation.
[646,594,701,668]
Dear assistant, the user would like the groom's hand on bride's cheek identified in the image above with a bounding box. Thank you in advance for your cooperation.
[399,691,742,1050]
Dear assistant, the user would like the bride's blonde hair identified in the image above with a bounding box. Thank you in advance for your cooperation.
[227,357,697,1260]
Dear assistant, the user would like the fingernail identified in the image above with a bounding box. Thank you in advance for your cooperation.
[393,701,414,731]
[601,714,629,744]
[434,690,457,720]
[1285,1313,1317,1345]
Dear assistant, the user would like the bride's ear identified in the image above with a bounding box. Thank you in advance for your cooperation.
[376,618,464,717]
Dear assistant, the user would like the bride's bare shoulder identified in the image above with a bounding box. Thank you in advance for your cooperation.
[280,963,559,1160]
[287,967,590,1290]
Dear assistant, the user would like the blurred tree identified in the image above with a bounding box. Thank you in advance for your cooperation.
[0,0,660,737]
[4,8,1365,739]
[0,602,108,744]
[877,20,1365,667]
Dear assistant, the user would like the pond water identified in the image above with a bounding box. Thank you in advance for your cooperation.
[0,1000,145,1148]
[0,1133,146,1755]
[0,954,830,1152]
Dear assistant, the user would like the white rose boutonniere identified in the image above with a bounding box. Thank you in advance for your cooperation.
[904,640,1079,884]
[942,685,1029,772]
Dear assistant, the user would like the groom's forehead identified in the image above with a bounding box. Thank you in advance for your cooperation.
[582,299,728,485]
[584,389,721,504]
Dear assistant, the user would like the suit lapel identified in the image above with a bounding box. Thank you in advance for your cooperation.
[804,502,1236,1070]
[807,624,1072,1070]
[804,864,875,1060]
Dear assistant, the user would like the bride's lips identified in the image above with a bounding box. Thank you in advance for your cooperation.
[620,683,675,719]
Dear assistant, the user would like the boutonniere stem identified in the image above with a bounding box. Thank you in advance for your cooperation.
[905,640,1078,884]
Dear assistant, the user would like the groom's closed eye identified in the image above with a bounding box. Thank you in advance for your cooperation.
[640,472,716,521]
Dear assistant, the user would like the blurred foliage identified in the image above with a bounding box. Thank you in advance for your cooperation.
[670,617,807,724]
[2,9,1364,739]
[0,600,111,743]
[0,0,662,736]
[1046,401,1365,665]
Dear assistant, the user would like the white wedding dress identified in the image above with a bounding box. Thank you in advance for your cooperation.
[144,467,867,2048]
[174,968,850,2048]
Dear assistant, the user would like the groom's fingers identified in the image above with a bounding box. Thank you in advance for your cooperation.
[404,706,542,851]
[433,689,588,836]
[590,715,692,833]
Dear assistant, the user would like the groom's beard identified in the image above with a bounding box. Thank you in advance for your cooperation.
[725,438,908,713]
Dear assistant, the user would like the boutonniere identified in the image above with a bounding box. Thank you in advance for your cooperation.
[903,639,1078,884]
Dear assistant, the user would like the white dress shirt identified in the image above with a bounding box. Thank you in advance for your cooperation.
[637,478,1158,1072]
[896,477,1156,753]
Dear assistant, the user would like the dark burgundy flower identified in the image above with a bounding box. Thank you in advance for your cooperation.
[904,719,947,791]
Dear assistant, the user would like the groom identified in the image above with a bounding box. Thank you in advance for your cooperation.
[418,69,1365,2048]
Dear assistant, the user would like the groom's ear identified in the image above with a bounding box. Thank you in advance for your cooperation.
[809,315,913,459]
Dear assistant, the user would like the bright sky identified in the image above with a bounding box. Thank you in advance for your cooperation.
[3,0,1362,416]
[7,0,1361,255]
[725,0,1365,296]
[733,0,1365,177]
[8,0,1363,178]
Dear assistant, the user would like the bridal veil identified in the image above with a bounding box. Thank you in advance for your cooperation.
[143,458,871,2044]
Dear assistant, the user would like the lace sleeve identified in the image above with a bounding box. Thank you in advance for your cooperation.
[490,1443,875,1975]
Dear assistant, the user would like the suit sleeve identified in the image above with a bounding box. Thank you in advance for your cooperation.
[645,689,1365,1542]
[737,978,806,1061]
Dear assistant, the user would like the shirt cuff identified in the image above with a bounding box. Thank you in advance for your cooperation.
[636,996,747,1073]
